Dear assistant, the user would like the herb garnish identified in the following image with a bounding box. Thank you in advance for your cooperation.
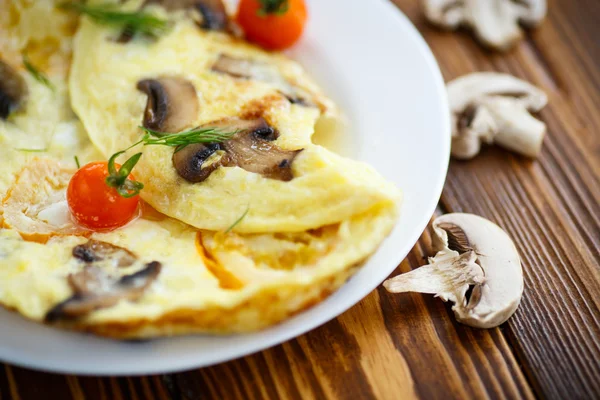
[106,126,237,197]
[59,2,170,38]
[74,155,81,169]
[225,207,250,233]
[257,0,289,16]
[139,126,237,148]
[105,151,145,198]
[22,54,54,91]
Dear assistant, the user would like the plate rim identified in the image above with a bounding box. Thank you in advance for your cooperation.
[0,0,450,376]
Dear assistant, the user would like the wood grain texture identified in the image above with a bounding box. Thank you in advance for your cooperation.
[1,0,599,399]
[394,0,600,397]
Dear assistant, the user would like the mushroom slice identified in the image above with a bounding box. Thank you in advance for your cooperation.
[0,59,28,119]
[423,0,547,50]
[447,72,548,159]
[73,239,137,268]
[172,118,301,183]
[145,0,229,31]
[1,159,88,243]
[45,261,162,322]
[384,213,523,329]
[137,77,199,133]
[211,55,315,107]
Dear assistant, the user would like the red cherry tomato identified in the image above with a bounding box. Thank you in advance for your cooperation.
[237,0,307,51]
[67,162,140,231]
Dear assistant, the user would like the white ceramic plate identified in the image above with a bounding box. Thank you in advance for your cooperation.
[0,0,450,375]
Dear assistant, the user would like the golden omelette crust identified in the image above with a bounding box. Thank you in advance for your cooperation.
[49,263,360,339]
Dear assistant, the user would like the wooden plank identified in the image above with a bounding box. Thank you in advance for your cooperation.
[386,0,600,398]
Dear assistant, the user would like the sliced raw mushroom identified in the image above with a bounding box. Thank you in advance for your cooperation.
[73,239,137,268]
[384,213,523,329]
[211,55,315,107]
[45,261,162,322]
[137,76,199,133]
[0,58,28,119]
[423,0,547,51]
[173,117,301,182]
[145,0,230,31]
[447,72,548,159]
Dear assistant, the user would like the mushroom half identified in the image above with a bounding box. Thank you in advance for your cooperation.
[212,54,315,107]
[73,239,138,268]
[172,117,301,183]
[447,72,548,159]
[45,261,162,322]
[137,76,200,133]
[145,0,230,31]
[384,213,523,329]
[423,0,547,50]
[0,59,28,120]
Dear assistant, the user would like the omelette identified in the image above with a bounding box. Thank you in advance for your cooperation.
[0,0,401,338]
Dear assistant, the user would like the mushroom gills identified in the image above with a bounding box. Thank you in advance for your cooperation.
[73,239,138,268]
[137,76,199,133]
[211,55,315,107]
[384,213,524,329]
[0,59,28,120]
[172,118,301,183]
[45,261,162,322]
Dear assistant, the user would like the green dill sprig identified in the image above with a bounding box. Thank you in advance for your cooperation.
[139,126,238,147]
[22,54,55,91]
[257,0,289,16]
[59,2,170,38]
[225,207,250,233]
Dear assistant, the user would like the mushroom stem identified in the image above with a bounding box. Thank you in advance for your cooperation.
[384,249,484,299]
[482,97,546,158]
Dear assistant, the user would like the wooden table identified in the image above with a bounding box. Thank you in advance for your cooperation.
[2,0,599,398]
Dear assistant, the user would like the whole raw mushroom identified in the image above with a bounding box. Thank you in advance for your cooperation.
[384,213,524,328]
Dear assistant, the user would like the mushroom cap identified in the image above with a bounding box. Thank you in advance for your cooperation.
[433,213,524,328]
[447,72,548,159]
[172,118,301,183]
[137,76,199,133]
[0,59,28,119]
[423,0,547,50]
[447,72,547,113]
[145,0,230,31]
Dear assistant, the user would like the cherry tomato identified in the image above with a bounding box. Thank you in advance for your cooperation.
[237,0,307,51]
[67,162,140,231]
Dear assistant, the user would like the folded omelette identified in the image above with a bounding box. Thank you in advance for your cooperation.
[0,0,401,338]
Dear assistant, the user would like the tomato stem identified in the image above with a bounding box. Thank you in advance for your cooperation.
[257,0,289,16]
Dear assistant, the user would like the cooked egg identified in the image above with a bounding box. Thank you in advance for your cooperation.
[0,0,402,338]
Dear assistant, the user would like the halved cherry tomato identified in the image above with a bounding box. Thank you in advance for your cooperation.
[67,162,140,231]
[237,0,307,51]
